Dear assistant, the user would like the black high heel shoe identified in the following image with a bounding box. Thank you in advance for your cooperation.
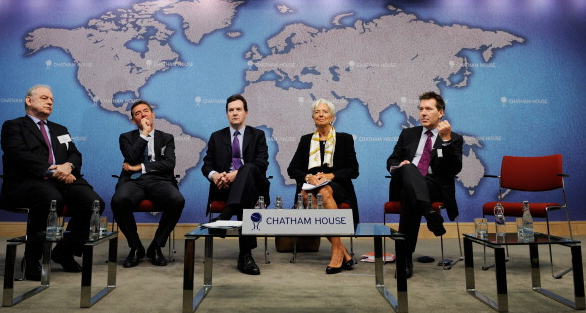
[326,266,342,274]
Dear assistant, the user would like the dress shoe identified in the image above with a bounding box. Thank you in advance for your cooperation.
[21,258,42,281]
[425,210,446,237]
[326,266,342,274]
[146,246,168,266]
[51,253,82,272]
[342,259,355,270]
[123,246,145,268]
[237,253,260,275]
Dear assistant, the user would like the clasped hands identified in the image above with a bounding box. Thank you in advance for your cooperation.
[306,172,334,185]
[50,163,76,184]
[212,171,238,189]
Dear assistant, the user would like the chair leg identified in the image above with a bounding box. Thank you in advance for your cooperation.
[167,229,176,262]
[264,237,270,264]
[547,215,572,279]
[290,237,298,263]
[442,218,464,270]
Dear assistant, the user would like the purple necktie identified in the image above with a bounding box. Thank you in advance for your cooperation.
[232,130,243,170]
[417,130,433,176]
[38,120,54,165]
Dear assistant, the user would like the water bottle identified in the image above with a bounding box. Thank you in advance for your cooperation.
[494,202,506,236]
[295,193,304,209]
[306,193,315,209]
[89,200,101,239]
[522,201,534,241]
[257,196,266,210]
[46,200,59,239]
[274,195,283,210]
[316,193,325,209]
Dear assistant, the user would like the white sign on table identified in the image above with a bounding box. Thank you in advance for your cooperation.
[242,209,354,235]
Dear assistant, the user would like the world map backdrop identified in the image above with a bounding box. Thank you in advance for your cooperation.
[1,0,585,225]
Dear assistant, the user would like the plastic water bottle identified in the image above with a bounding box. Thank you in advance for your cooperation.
[295,193,304,209]
[306,193,315,209]
[46,200,59,239]
[89,200,101,239]
[522,201,534,241]
[257,196,266,210]
[494,202,506,236]
[316,193,325,209]
[274,195,283,210]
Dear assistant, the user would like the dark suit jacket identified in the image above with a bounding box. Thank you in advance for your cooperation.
[115,129,178,187]
[287,132,360,224]
[201,126,270,213]
[386,126,463,221]
[1,116,87,209]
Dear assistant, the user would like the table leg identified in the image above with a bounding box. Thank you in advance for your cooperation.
[183,236,214,313]
[494,247,508,312]
[375,235,408,313]
[80,236,117,308]
[2,242,50,307]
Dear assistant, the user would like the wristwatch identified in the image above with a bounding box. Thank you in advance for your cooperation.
[68,162,75,169]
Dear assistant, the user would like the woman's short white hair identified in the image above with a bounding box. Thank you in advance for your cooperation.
[311,98,336,119]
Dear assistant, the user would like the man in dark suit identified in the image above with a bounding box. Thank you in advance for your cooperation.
[202,94,270,275]
[111,100,185,267]
[386,91,463,279]
[1,85,105,280]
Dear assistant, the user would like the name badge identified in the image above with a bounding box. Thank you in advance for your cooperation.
[242,209,354,235]
[57,134,72,149]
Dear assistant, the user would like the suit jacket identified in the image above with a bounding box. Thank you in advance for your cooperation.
[115,129,178,187]
[1,116,86,209]
[287,132,360,224]
[201,126,270,212]
[386,126,463,221]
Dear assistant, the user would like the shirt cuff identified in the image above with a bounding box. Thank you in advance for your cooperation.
[208,170,218,182]
[141,163,146,174]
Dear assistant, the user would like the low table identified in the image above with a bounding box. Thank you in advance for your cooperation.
[183,223,408,313]
[3,231,118,308]
[464,232,585,312]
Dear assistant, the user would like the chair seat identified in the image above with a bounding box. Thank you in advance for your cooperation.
[482,201,562,218]
[209,200,227,213]
[134,200,158,212]
[384,201,443,214]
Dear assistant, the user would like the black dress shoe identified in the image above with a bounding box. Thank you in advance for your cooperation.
[326,266,342,274]
[147,246,168,266]
[22,258,42,281]
[425,211,446,237]
[123,246,145,268]
[342,259,355,270]
[237,253,260,275]
[51,253,82,272]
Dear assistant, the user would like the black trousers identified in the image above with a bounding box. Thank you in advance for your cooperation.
[213,164,265,253]
[111,176,184,249]
[395,164,444,255]
[19,178,104,260]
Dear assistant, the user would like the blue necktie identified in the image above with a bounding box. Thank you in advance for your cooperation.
[232,130,243,170]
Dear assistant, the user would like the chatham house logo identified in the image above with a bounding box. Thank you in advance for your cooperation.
[250,212,262,231]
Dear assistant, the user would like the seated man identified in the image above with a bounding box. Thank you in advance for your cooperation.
[386,91,463,279]
[1,84,105,280]
[111,100,185,267]
[202,94,270,275]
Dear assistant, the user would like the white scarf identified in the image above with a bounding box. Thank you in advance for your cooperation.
[308,126,336,169]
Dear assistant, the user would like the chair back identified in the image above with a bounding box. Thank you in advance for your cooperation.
[500,154,563,192]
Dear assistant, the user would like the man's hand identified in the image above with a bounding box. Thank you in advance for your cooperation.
[50,163,73,182]
[390,160,410,173]
[122,162,142,172]
[212,172,229,189]
[140,117,153,137]
[63,174,76,184]
[437,120,452,141]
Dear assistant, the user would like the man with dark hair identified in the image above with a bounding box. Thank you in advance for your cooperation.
[202,94,270,275]
[1,85,105,280]
[386,91,463,279]
[111,100,185,267]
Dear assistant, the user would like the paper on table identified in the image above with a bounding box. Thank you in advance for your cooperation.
[201,221,242,228]
[360,252,396,263]
[301,179,330,190]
